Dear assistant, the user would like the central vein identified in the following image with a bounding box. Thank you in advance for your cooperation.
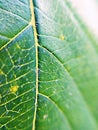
[30,0,39,130]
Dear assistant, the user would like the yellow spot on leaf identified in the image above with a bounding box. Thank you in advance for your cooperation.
[0,70,4,75]
[10,85,19,93]
[43,114,48,119]
[60,35,65,40]
[16,44,20,49]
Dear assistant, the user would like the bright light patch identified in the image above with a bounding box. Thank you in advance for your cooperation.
[71,0,98,35]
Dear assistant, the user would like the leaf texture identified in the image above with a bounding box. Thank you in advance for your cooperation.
[0,0,98,130]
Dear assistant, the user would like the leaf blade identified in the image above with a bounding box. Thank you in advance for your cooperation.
[0,0,98,130]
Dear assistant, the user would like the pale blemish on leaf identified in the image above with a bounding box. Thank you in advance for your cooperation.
[69,92,72,96]
[43,114,48,119]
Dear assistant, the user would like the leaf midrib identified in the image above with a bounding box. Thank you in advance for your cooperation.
[29,0,39,130]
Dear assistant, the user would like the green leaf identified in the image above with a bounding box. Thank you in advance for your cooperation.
[0,0,98,130]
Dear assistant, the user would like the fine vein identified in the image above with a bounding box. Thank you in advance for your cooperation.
[30,0,39,130]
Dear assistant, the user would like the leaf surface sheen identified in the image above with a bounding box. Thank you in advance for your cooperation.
[0,0,98,130]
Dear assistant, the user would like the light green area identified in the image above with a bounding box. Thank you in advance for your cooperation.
[0,0,98,130]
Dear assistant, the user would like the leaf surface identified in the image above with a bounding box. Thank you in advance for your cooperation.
[0,0,98,130]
